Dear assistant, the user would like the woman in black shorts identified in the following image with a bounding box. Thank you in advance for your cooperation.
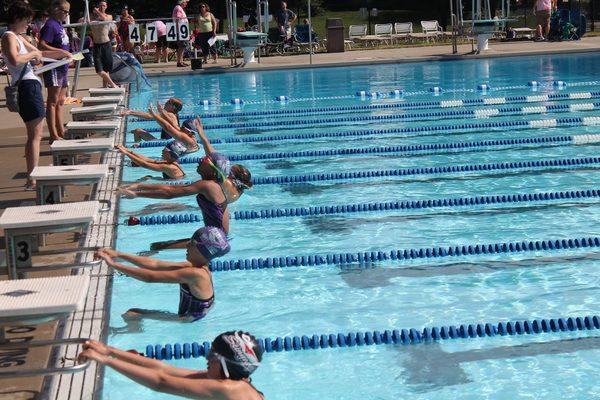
[154,19,168,63]
[1,1,70,190]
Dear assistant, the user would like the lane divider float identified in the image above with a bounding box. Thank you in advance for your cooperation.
[142,314,600,360]
[125,189,600,226]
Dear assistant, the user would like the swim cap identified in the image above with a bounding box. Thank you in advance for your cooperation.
[230,164,253,190]
[190,226,230,261]
[210,331,263,380]
[182,118,198,135]
[164,141,187,160]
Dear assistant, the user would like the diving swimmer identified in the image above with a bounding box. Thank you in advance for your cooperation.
[78,331,264,399]
[96,226,229,322]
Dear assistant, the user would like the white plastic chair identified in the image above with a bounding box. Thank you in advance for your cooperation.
[418,20,443,42]
[393,22,413,42]
[373,23,393,45]
[347,24,368,47]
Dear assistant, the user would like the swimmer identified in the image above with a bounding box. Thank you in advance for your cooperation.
[119,122,252,250]
[122,97,182,140]
[141,102,199,153]
[116,142,186,180]
[77,331,264,399]
[95,226,229,322]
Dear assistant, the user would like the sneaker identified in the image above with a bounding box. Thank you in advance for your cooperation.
[24,181,36,191]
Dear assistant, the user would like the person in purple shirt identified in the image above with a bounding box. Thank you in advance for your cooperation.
[38,0,72,143]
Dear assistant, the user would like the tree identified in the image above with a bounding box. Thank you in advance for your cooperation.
[292,0,325,17]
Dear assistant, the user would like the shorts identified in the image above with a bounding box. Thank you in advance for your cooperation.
[93,41,114,73]
[43,67,69,88]
[18,80,45,122]
[535,9,551,27]
[156,35,167,49]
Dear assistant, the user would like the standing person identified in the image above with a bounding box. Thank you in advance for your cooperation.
[117,6,135,52]
[172,0,189,67]
[77,331,264,399]
[90,0,118,88]
[274,1,296,42]
[534,0,555,40]
[95,226,230,321]
[195,3,218,64]
[1,2,68,190]
[154,19,168,63]
[38,0,72,144]
[32,11,49,41]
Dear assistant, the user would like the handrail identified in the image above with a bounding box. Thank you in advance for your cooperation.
[0,338,91,378]
[0,260,101,276]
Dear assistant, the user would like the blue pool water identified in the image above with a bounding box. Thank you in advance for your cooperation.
[105,53,600,399]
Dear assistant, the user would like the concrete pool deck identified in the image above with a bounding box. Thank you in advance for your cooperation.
[1,36,600,399]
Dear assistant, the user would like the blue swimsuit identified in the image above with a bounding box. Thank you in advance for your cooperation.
[178,283,214,321]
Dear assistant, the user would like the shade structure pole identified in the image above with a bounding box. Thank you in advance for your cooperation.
[308,0,312,64]
[70,0,89,97]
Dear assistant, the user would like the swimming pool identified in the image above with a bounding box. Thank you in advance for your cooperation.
[105,53,600,399]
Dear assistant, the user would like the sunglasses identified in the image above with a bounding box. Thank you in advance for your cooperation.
[59,8,70,13]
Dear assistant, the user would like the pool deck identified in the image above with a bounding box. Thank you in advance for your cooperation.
[1,36,600,399]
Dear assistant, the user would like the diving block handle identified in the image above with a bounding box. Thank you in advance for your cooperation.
[0,338,91,378]
[35,246,100,256]
[99,200,112,212]
[0,260,101,275]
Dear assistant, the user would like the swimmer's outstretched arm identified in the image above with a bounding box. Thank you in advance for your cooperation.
[97,250,196,284]
[79,348,232,399]
[193,117,216,156]
[122,180,211,200]
[122,109,154,119]
[98,248,189,271]
[81,340,204,378]
[150,105,195,147]
[117,146,173,175]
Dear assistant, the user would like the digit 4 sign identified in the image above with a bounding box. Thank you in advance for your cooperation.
[165,21,190,42]
[129,23,141,43]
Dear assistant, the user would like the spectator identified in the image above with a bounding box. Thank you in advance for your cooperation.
[117,6,134,52]
[38,0,73,144]
[534,0,556,40]
[274,1,296,41]
[195,2,218,64]
[154,19,168,63]
[90,0,118,87]
[172,0,189,67]
[32,11,49,41]
[77,332,264,399]
[1,1,68,190]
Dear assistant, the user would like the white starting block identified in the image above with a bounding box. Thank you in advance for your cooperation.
[51,137,114,165]
[70,104,118,121]
[82,95,124,107]
[0,275,92,377]
[30,165,110,205]
[0,201,103,279]
[65,120,120,139]
[89,87,126,97]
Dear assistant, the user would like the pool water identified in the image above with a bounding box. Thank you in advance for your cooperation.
[105,53,600,399]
